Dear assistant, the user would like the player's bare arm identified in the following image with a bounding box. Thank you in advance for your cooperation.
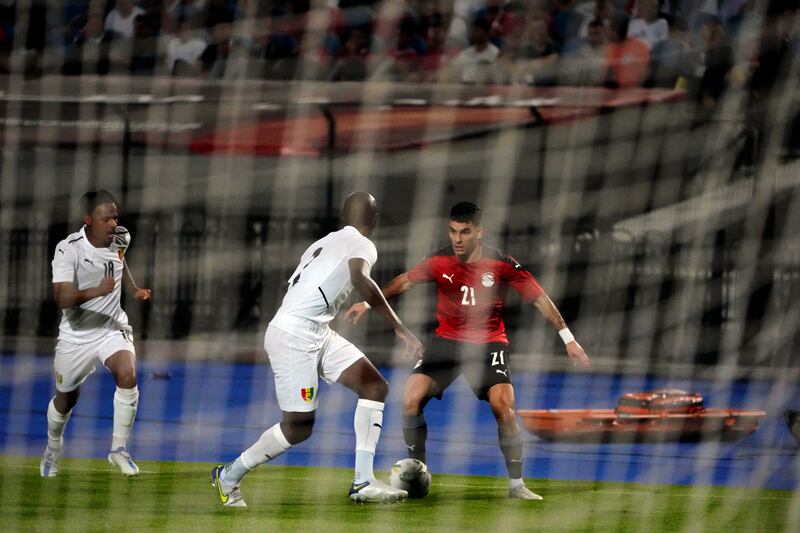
[345,272,415,324]
[52,279,114,309]
[122,259,152,301]
[532,294,590,368]
[348,259,422,359]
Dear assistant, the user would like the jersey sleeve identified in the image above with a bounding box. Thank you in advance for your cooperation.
[407,256,436,283]
[52,242,78,283]
[506,260,544,302]
[348,235,378,267]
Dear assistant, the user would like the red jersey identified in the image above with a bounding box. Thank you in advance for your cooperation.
[407,245,544,344]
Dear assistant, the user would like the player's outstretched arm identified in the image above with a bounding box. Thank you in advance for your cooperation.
[122,258,151,301]
[348,259,423,359]
[53,279,115,309]
[532,293,590,369]
[345,272,415,325]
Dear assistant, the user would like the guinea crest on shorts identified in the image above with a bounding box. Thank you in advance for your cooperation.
[300,387,315,403]
[481,272,495,287]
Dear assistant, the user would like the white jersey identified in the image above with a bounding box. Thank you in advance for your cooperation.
[627,18,669,50]
[51,226,129,344]
[270,225,377,330]
[104,6,146,39]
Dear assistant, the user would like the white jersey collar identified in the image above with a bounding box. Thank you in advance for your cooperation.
[79,225,107,252]
[79,225,89,248]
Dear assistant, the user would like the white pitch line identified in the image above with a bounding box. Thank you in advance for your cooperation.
[23,465,159,474]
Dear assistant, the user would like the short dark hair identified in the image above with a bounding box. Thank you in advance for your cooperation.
[449,202,482,225]
[80,190,118,216]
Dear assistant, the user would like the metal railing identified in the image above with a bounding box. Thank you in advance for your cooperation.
[2,219,798,369]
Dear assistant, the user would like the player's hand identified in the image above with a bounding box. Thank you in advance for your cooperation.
[96,275,115,296]
[566,341,590,369]
[135,288,152,301]
[395,325,423,360]
[345,302,370,325]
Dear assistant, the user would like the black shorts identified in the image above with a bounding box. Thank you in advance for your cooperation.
[412,336,512,400]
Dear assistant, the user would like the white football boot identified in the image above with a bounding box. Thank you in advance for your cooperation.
[108,447,140,476]
[40,439,63,477]
[210,465,247,507]
[509,484,544,500]
[349,479,408,503]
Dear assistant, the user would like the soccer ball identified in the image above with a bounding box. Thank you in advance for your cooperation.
[388,458,431,498]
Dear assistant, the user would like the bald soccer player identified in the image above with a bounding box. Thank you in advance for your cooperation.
[211,192,423,506]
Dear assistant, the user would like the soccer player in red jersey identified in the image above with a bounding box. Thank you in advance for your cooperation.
[347,202,590,500]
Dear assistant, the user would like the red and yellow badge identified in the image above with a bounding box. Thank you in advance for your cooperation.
[300,387,315,403]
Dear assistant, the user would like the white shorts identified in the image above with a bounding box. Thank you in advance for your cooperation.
[53,327,136,393]
[264,321,365,412]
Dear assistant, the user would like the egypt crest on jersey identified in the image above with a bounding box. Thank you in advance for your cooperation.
[406,244,544,344]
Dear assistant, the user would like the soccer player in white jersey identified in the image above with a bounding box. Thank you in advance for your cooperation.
[40,190,152,477]
[211,192,423,506]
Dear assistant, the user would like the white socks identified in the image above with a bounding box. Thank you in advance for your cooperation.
[111,386,139,451]
[46,398,71,449]
[222,423,292,486]
[48,387,138,453]
[219,399,385,487]
[353,399,384,484]
[509,478,525,489]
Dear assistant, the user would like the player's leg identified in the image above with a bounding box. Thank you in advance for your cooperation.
[49,388,80,443]
[42,340,96,477]
[213,410,304,508]
[52,389,80,413]
[472,343,541,500]
[402,337,458,465]
[105,349,138,450]
[212,325,315,507]
[401,373,438,463]
[220,410,311,487]
[41,388,80,477]
[104,332,140,476]
[337,357,407,503]
[337,357,388,484]
[486,383,523,474]
[325,333,406,503]
[486,383,542,500]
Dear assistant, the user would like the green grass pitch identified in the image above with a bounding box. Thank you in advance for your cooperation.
[1,456,796,532]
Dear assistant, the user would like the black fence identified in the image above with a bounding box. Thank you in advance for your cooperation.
[2,215,798,369]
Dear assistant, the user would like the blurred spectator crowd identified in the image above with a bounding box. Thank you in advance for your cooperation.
[0,0,797,108]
